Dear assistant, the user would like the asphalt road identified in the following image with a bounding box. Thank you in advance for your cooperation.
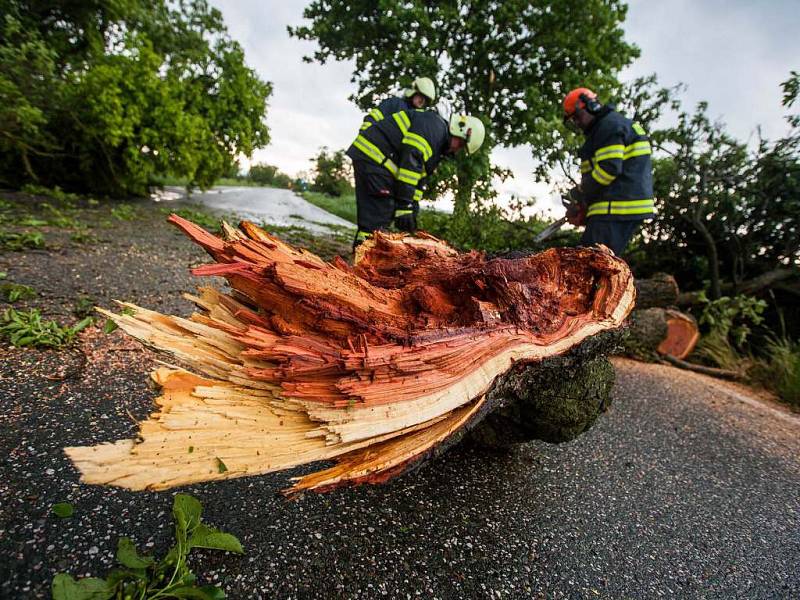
[160,186,355,234]
[0,199,798,599]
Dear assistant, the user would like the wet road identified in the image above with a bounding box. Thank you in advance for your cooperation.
[160,186,354,234]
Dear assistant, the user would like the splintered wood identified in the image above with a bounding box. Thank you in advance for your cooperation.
[65,216,635,496]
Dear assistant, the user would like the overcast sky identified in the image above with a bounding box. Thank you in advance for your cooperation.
[211,0,799,214]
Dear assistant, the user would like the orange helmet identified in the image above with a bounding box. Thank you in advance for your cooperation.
[563,87,598,117]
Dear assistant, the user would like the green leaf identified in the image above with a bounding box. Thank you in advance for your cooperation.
[199,585,227,600]
[189,524,244,554]
[116,537,154,569]
[72,316,94,333]
[52,502,74,518]
[102,319,118,334]
[51,573,114,600]
[168,586,222,600]
[173,493,202,533]
[216,457,228,473]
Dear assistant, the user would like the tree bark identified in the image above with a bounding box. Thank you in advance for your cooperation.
[634,273,680,308]
[65,218,635,496]
[621,307,699,361]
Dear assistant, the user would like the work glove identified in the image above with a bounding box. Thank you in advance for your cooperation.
[563,186,587,227]
[393,206,417,233]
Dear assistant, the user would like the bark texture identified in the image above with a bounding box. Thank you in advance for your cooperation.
[65,217,635,496]
[634,273,679,309]
[622,307,699,360]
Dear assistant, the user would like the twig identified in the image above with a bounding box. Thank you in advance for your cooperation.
[659,354,743,380]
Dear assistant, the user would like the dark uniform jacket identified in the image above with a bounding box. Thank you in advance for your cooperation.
[347,108,449,207]
[578,107,655,221]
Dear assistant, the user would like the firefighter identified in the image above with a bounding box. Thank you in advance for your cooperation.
[562,87,655,256]
[346,108,485,249]
[359,77,437,134]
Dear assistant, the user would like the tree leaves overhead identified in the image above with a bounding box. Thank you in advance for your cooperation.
[0,0,271,196]
[290,0,638,206]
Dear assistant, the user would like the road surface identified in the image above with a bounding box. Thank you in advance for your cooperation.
[158,185,355,234]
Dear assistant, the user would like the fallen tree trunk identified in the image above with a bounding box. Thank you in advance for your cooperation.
[65,218,635,496]
[621,307,700,360]
[634,273,680,309]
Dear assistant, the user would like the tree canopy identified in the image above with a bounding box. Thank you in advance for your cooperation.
[290,0,638,227]
[0,0,271,196]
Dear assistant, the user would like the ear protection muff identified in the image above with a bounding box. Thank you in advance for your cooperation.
[579,93,602,115]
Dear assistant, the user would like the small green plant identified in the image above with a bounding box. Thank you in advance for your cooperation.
[73,296,96,318]
[71,228,97,244]
[52,493,243,600]
[21,184,80,207]
[698,293,767,347]
[18,216,49,227]
[103,306,135,333]
[0,231,45,250]
[52,502,74,518]
[111,204,138,221]
[162,207,221,232]
[751,337,800,409]
[1,282,36,303]
[0,308,92,347]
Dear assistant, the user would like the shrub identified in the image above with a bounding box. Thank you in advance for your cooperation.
[310,147,352,197]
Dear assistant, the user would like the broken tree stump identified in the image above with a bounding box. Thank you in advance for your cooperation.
[622,307,700,360]
[65,217,635,496]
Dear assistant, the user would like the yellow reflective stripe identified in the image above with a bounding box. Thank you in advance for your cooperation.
[395,209,413,216]
[393,111,411,134]
[632,122,646,135]
[413,189,423,202]
[352,135,385,164]
[360,122,371,131]
[591,163,616,185]
[594,144,624,162]
[623,141,651,159]
[580,160,592,174]
[397,168,422,185]
[383,158,398,177]
[402,133,433,161]
[586,199,655,216]
[369,108,384,121]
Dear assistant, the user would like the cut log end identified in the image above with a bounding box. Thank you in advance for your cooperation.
[65,219,636,495]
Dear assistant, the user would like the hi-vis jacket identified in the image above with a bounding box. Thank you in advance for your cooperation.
[579,107,655,221]
[359,97,414,131]
[347,108,449,206]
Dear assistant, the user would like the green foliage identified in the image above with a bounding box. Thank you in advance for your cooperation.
[698,293,767,348]
[247,163,293,188]
[21,185,80,207]
[290,0,637,220]
[52,503,74,518]
[1,1,271,197]
[300,191,357,224]
[0,230,44,250]
[310,147,352,197]
[73,296,96,319]
[752,337,800,408]
[623,75,800,300]
[162,207,221,232]
[0,281,36,302]
[52,493,243,600]
[110,204,138,221]
[71,228,97,244]
[1,308,92,347]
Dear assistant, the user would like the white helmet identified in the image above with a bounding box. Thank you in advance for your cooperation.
[404,76,436,102]
[448,114,486,155]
